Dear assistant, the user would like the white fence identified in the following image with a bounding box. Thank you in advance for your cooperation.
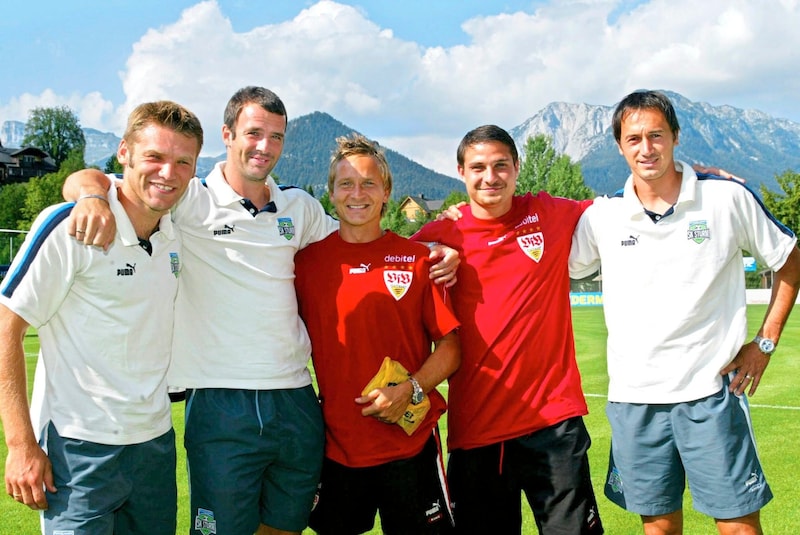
[746,288,800,304]
[571,290,800,307]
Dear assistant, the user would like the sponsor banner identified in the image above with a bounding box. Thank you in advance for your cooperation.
[570,292,603,307]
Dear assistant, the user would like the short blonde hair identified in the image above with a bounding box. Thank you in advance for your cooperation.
[123,100,204,154]
[327,133,392,196]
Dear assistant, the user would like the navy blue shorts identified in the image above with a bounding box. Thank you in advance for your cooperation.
[309,428,453,534]
[184,386,324,533]
[42,422,177,535]
[604,377,773,519]
[448,416,603,534]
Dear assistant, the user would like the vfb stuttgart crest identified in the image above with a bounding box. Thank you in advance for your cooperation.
[384,270,413,300]
[687,220,711,244]
[277,217,295,241]
[517,232,544,262]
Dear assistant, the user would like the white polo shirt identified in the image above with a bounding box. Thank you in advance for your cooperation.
[167,162,338,389]
[570,161,797,404]
[0,184,180,445]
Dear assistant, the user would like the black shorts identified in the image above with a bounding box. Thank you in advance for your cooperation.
[448,416,603,534]
[309,428,453,535]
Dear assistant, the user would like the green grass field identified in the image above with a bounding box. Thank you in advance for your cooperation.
[2,305,798,534]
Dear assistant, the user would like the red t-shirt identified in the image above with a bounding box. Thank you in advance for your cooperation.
[414,192,592,450]
[295,231,460,467]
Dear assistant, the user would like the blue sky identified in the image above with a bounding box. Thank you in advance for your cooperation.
[1,1,542,106]
[2,0,798,175]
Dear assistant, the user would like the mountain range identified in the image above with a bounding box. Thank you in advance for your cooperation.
[269,111,464,199]
[3,90,800,197]
[511,90,800,194]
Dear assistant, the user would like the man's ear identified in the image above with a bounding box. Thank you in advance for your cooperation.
[222,125,233,148]
[117,139,129,167]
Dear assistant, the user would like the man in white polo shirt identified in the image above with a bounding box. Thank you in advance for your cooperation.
[570,89,800,534]
[0,100,203,534]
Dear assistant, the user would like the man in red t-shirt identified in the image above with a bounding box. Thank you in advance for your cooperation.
[295,134,461,534]
[414,125,603,534]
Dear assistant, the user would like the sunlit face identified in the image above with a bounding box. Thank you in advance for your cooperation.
[459,141,519,219]
[617,108,679,183]
[118,123,198,215]
[222,103,286,184]
[331,154,390,232]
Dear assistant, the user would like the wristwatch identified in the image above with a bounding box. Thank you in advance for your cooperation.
[753,335,776,356]
[408,376,424,405]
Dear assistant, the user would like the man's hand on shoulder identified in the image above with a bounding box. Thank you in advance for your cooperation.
[436,201,467,222]
[692,165,745,183]
[63,169,117,250]
[69,194,116,250]
[428,244,459,288]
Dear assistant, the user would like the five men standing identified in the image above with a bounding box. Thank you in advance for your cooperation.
[1,88,797,535]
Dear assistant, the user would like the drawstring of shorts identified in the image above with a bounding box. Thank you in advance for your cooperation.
[498,441,505,475]
[255,390,265,436]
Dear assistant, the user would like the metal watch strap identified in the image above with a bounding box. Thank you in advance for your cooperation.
[409,376,424,405]
[754,335,776,355]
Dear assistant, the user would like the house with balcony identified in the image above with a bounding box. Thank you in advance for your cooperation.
[0,141,58,185]
[399,194,444,222]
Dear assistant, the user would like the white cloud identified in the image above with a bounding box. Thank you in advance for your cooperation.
[0,89,116,132]
[118,0,423,157]
[379,134,464,180]
[4,0,800,176]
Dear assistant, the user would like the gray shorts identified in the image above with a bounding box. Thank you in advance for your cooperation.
[604,377,773,519]
[42,422,177,535]
[184,386,324,533]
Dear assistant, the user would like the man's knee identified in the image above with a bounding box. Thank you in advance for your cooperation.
[642,510,683,535]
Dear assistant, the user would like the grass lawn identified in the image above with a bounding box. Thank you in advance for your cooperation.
[2,305,798,534]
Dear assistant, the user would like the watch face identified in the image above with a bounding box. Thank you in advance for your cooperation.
[759,338,775,353]
[410,378,424,404]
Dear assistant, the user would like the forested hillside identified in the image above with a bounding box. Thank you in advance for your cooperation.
[273,112,464,199]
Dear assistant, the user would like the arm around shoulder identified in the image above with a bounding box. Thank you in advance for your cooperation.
[62,169,116,250]
[62,168,112,202]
